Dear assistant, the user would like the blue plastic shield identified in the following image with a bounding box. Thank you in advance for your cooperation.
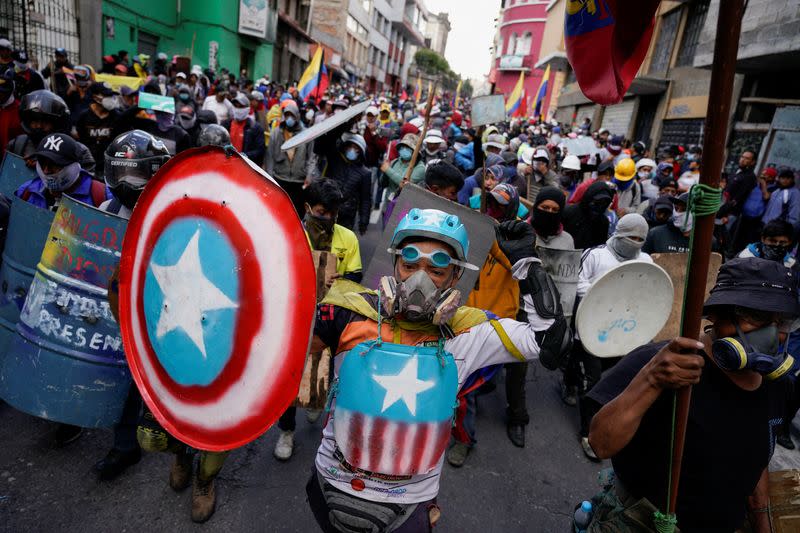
[0,195,130,427]
[0,153,35,199]
[0,199,55,354]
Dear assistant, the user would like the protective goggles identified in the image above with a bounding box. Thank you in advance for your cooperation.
[388,245,478,270]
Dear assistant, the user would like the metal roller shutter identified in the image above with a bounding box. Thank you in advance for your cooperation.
[600,99,636,137]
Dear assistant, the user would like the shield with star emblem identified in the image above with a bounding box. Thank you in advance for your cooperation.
[118,146,316,451]
[333,341,458,476]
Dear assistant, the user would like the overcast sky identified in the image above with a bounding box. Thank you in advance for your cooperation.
[425,0,501,80]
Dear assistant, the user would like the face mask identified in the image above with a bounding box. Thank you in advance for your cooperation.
[101,96,118,111]
[77,80,90,88]
[380,272,461,324]
[762,243,789,262]
[179,93,190,102]
[284,117,296,129]
[425,146,440,156]
[532,208,561,237]
[607,235,644,261]
[712,323,794,380]
[155,112,174,132]
[588,198,610,217]
[638,170,650,179]
[36,161,81,193]
[180,111,199,129]
[110,182,144,209]
[345,148,359,162]
[233,107,249,121]
[670,210,694,232]
[398,147,413,161]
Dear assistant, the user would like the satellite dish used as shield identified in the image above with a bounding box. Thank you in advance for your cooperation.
[576,261,674,358]
[281,100,371,152]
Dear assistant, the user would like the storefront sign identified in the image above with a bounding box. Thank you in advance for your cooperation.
[238,0,269,38]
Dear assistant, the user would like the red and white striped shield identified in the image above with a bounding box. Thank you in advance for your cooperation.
[119,146,316,451]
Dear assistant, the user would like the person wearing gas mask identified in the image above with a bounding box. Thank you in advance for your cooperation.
[265,99,315,217]
[93,130,170,481]
[222,93,265,166]
[643,192,695,254]
[739,219,797,269]
[587,257,798,532]
[7,90,96,173]
[305,208,570,532]
[568,214,652,460]
[75,82,121,178]
[562,180,615,250]
[274,179,363,462]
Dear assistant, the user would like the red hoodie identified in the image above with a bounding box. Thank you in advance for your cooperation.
[0,98,22,158]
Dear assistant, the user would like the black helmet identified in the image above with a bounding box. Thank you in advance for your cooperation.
[19,90,70,140]
[104,130,170,209]
[197,124,230,147]
[196,109,218,126]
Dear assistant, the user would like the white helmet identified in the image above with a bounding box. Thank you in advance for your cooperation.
[561,154,581,171]
[635,157,656,170]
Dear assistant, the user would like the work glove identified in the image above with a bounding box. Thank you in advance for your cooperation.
[496,219,537,264]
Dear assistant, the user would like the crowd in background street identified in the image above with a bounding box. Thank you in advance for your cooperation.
[2,39,800,532]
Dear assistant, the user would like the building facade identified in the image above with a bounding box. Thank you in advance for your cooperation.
[425,11,450,57]
[97,0,276,78]
[1,0,81,69]
[489,0,550,118]
[273,0,314,84]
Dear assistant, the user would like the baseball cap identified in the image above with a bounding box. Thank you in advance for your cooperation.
[653,196,674,213]
[119,85,138,97]
[424,129,445,144]
[484,133,507,151]
[670,192,690,206]
[34,133,80,166]
[89,82,117,97]
[609,135,623,151]
[598,128,610,135]
[704,257,800,315]
[597,160,615,174]
[366,105,379,116]
[232,93,249,107]
[175,72,187,80]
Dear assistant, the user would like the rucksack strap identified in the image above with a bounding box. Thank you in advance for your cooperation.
[106,197,123,214]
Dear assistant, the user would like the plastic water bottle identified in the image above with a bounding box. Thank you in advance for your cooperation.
[574,500,593,533]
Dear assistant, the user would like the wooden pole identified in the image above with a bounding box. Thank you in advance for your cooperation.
[668,0,745,515]
[401,80,437,187]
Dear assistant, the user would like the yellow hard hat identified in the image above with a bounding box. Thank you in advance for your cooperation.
[614,158,636,181]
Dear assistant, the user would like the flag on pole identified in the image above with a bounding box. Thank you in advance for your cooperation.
[564,0,660,105]
[414,77,422,104]
[515,89,528,118]
[453,79,462,109]
[505,71,525,117]
[533,64,551,119]
[400,89,408,105]
[298,45,329,103]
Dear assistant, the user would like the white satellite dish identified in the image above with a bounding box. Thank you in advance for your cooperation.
[576,261,674,358]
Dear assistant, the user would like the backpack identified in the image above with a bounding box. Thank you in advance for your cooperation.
[742,185,766,218]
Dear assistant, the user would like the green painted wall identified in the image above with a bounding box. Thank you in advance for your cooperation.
[101,0,273,76]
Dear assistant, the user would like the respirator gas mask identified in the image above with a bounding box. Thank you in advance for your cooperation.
[379,273,461,325]
[711,322,795,380]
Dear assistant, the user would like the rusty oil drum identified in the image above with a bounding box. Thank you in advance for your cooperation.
[0,195,130,427]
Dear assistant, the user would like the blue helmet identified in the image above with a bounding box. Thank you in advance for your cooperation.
[391,208,470,262]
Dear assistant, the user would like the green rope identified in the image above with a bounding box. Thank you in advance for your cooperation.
[659,183,723,532]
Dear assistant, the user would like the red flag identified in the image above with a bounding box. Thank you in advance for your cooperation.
[400,89,408,103]
[515,89,527,118]
[565,0,660,105]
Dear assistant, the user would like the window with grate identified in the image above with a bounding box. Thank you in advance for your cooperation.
[676,0,710,67]
[649,7,681,74]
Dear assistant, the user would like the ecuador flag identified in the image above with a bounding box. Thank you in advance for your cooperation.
[505,72,525,117]
[298,46,329,103]
[533,64,551,119]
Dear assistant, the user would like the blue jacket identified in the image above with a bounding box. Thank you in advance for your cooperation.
[15,171,111,209]
[762,187,800,228]
[454,142,475,173]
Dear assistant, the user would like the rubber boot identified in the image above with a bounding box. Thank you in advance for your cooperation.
[191,474,216,523]
[169,448,194,491]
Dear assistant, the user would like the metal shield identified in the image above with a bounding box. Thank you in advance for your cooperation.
[118,146,316,451]
[576,261,674,358]
[0,195,130,427]
[0,198,55,354]
[280,100,371,152]
[0,153,36,198]
[536,246,584,317]
[362,184,495,300]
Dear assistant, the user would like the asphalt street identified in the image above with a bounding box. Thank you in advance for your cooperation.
[2,218,800,532]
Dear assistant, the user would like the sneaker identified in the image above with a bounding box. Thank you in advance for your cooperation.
[581,437,601,462]
[561,381,577,407]
[52,424,83,448]
[169,450,194,491]
[305,409,322,424]
[446,442,470,468]
[94,447,142,481]
[191,475,217,523]
[274,430,294,461]
[777,432,796,450]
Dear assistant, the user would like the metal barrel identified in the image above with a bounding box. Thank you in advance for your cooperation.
[0,195,130,428]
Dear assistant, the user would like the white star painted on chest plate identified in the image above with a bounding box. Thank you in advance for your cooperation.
[372,357,435,416]
[150,230,238,359]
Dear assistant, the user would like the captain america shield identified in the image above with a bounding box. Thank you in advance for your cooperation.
[118,146,316,451]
